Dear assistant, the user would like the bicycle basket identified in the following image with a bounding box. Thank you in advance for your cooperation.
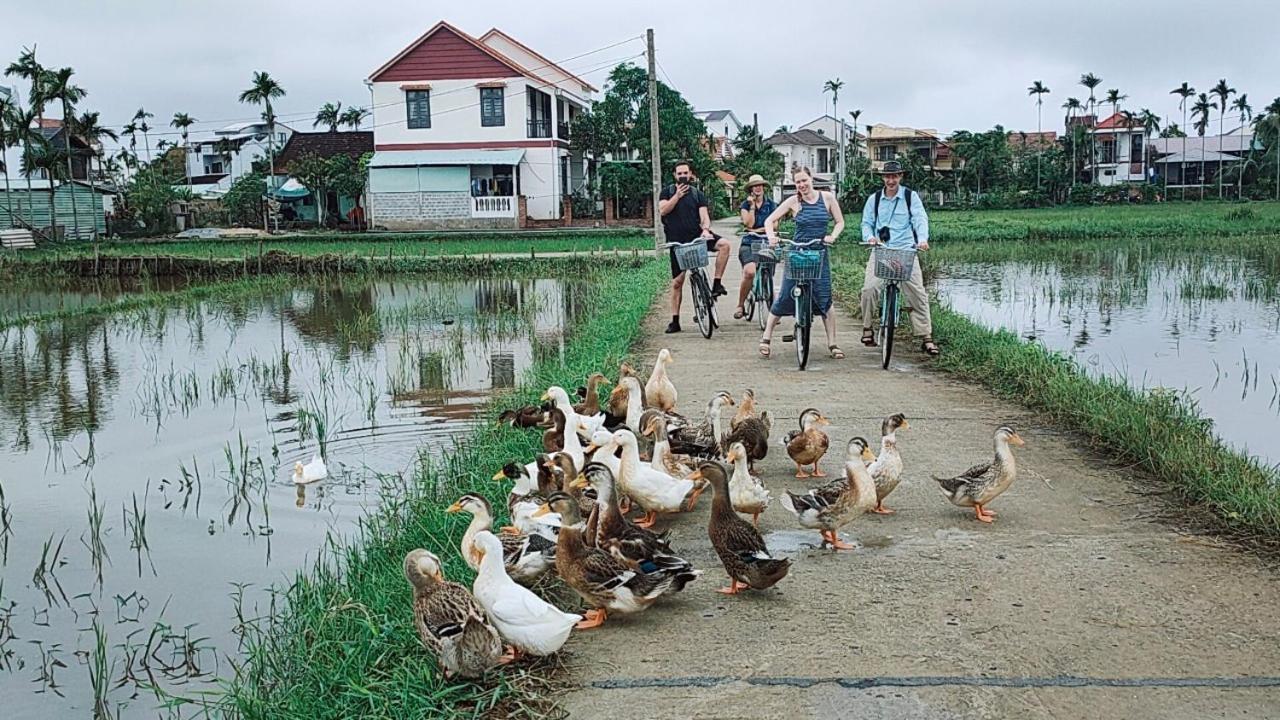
[674,242,708,271]
[873,246,916,282]
[785,249,824,282]
[751,238,777,264]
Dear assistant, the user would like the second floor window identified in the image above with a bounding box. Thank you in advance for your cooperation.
[480,87,505,127]
[877,145,897,161]
[406,90,431,129]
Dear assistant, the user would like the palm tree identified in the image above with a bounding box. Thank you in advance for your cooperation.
[8,106,43,230]
[1079,73,1102,180]
[44,67,86,239]
[1028,80,1050,188]
[214,137,235,178]
[23,140,65,231]
[0,93,15,227]
[238,71,286,192]
[1103,88,1127,174]
[848,109,862,161]
[1063,97,1082,187]
[133,107,154,163]
[171,112,196,193]
[1192,93,1217,193]
[340,106,370,131]
[1231,94,1251,199]
[774,125,791,134]
[823,78,845,187]
[121,121,138,165]
[1138,109,1160,189]
[314,102,342,132]
[5,46,46,123]
[72,110,116,238]
[1170,82,1195,198]
[1210,79,1235,198]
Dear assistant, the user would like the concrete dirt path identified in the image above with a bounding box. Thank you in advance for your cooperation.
[553,219,1280,720]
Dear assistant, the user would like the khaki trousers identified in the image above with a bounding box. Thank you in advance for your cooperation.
[860,254,932,337]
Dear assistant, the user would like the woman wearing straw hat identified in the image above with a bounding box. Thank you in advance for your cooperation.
[734,174,777,319]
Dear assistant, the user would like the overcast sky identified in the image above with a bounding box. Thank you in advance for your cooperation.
[3,0,1277,152]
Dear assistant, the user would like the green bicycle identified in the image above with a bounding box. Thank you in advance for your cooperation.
[863,243,918,369]
[741,233,776,331]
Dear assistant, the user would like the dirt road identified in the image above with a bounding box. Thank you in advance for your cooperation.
[554,220,1280,719]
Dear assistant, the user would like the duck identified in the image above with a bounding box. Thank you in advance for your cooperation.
[541,406,569,453]
[783,408,831,478]
[535,491,699,629]
[545,452,596,518]
[544,386,604,442]
[470,530,581,658]
[932,426,1025,523]
[291,455,327,485]
[446,494,555,585]
[867,413,909,515]
[403,549,505,678]
[606,372,645,431]
[724,441,770,527]
[640,410,697,477]
[572,462,693,575]
[492,461,560,538]
[644,349,678,412]
[668,391,735,459]
[721,389,771,469]
[690,461,790,594]
[573,372,610,417]
[497,405,548,429]
[779,437,877,550]
[612,428,706,529]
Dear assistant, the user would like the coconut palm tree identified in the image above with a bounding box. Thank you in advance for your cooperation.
[8,106,43,230]
[1063,97,1082,187]
[1138,109,1160,189]
[847,109,862,160]
[339,106,369,131]
[1231,94,1251,199]
[133,107,154,163]
[823,78,844,186]
[0,93,15,227]
[1210,79,1235,199]
[5,46,46,123]
[23,139,65,232]
[1103,88,1126,173]
[238,71,286,191]
[1170,82,1195,198]
[1192,93,1217,192]
[121,121,138,165]
[1079,73,1102,180]
[314,102,342,132]
[72,110,116,238]
[43,67,86,239]
[171,112,196,192]
[1028,80,1050,188]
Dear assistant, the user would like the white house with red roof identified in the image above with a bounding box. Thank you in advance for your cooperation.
[1085,112,1149,186]
[365,22,596,229]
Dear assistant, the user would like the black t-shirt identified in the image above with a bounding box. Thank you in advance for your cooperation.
[659,184,707,242]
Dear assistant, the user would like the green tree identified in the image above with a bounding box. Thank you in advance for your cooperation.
[1169,82,1195,198]
[1230,94,1252,198]
[286,153,333,224]
[5,46,47,123]
[171,111,196,192]
[23,138,65,230]
[314,101,342,132]
[43,67,86,238]
[330,152,370,222]
[1210,79,1236,199]
[950,127,1012,199]
[223,170,266,226]
[1138,109,1160,187]
[0,91,15,226]
[1028,80,1050,188]
[1104,88,1126,170]
[725,123,784,201]
[1079,73,1102,177]
[239,71,286,190]
[71,110,117,239]
[339,106,369,131]
[121,164,181,234]
[823,77,844,187]
[1192,93,1217,192]
[8,105,44,229]
[1062,97,1082,187]
[1254,98,1280,200]
[133,107,154,163]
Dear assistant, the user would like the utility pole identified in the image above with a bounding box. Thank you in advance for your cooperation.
[753,112,760,152]
[647,28,663,255]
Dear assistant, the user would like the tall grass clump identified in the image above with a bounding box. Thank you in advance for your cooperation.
[220,259,666,719]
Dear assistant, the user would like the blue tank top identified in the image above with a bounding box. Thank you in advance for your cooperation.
[794,193,829,241]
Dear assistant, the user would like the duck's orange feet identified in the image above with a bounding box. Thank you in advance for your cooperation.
[794,464,811,479]
[498,646,522,664]
[974,505,995,523]
[499,525,521,535]
[751,512,760,528]
[823,530,856,550]
[574,609,607,629]
[872,503,896,515]
[684,484,706,510]
[634,511,658,529]
[811,463,827,478]
[715,580,745,595]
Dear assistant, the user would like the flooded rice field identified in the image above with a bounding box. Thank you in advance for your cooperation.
[934,243,1280,468]
[0,275,199,320]
[0,274,585,717]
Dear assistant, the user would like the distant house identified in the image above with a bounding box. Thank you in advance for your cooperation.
[764,128,838,198]
[0,180,110,239]
[183,121,295,198]
[365,21,596,230]
[866,124,955,174]
[798,115,863,155]
[1084,112,1147,186]
[1150,130,1254,187]
[694,110,743,160]
[1006,130,1058,150]
[269,131,375,225]
[27,119,94,181]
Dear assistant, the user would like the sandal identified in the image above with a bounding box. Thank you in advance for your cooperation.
[733,307,745,320]
[861,328,877,347]
[921,338,940,356]
[829,345,845,360]
[758,338,772,358]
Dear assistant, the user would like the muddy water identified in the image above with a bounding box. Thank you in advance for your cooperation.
[934,251,1280,468]
[0,275,199,319]
[0,275,585,717]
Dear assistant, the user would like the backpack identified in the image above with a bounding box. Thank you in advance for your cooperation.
[872,187,918,242]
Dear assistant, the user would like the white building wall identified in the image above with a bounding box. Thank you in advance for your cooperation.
[371,77,531,146]
[476,35,594,106]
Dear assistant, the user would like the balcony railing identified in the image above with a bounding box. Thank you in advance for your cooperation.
[471,196,515,218]
[557,122,571,140]
[527,119,551,139]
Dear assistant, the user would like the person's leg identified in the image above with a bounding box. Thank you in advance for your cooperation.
[901,256,936,351]
[736,262,756,317]
[712,237,730,296]
[759,312,779,357]
[860,254,884,344]
[667,270,686,333]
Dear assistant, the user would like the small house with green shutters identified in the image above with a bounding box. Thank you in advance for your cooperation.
[0,179,112,240]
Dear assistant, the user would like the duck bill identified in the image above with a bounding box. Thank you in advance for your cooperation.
[570,476,589,490]
[539,391,550,401]
[818,415,831,425]
[531,504,552,518]
[861,448,876,462]
[900,419,910,430]
[686,470,703,482]
[584,443,599,454]
[445,502,463,514]
[491,470,507,481]
[1010,433,1026,446]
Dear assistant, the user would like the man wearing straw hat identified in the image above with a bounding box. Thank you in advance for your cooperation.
[859,160,939,356]
[733,174,776,319]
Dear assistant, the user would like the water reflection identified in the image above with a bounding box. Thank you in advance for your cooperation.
[0,274,583,718]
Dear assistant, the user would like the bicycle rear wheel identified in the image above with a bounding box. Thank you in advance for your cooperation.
[795,285,811,370]
[692,271,715,339]
[880,283,898,370]
[756,269,772,332]
[743,287,756,322]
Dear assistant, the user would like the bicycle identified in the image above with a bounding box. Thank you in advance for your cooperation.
[663,237,719,339]
[863,242,918,370]
[773,237,826,370]
[740,233,776,331]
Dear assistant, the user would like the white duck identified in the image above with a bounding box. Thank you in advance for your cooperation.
[866,416,907,514]
[641,410,695,477]
[725,441,770,527]
[644,349,677,412]
[447,494,556,585]
[471,530,581,658]
[613,429,704,528]
[492,462,560,538]
[291,455,327,485]
[618,374,645,430]
[544,386,604,442]
[585,429,622,476]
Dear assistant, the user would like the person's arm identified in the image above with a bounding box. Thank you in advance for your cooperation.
[658,186,682,216]
[763,197,795,245]
[911,191,930,249]
[824,192,844,245]
[739,202,754,230]
[861,193,877,243]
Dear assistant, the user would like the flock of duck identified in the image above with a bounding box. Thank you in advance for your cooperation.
[403,348,1027,679]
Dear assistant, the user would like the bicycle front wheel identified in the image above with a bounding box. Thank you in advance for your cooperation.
[880,283,898,370]
[795,285,811,371]
[756,270,772,332]
[692,272,715,339]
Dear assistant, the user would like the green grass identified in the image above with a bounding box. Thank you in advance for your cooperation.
[8,229,652,262]
[838,201,1280,244]
[829,241,1280,540]
[217,259,668,719]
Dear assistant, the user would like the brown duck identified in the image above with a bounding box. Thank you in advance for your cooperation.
[691,461,790,594]
[784,408,831,478]
[403,549,505,678]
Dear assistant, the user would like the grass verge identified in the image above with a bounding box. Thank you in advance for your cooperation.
[215,258,668,719]
[830,244,1280,541]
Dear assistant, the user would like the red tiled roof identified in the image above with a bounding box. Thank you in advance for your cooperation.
[275,131,374,171]
[1094,112,1138,130]
[370,22,526,83]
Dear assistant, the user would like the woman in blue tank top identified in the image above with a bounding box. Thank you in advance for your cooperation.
[759,166,846,360]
